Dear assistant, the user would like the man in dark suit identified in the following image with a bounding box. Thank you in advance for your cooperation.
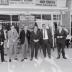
[41,24,52,59]
[30,24,42,61]
[0,24,5,62]
[55,25,67,59]
[19,26,30,61]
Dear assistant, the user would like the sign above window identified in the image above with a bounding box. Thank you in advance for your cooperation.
[9,0,23,4]
[9,0,33,4]
[0,0,9,5]
[36,0,57,6]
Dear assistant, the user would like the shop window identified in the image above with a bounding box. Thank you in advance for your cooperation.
[42,14,51,20]
[32,14,41,19]
[0,15,10,21]
[53,14,61,20]
[0,0,9,5]
[12,15,19,21]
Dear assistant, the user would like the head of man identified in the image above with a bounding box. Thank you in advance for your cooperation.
[24,26,28,32]
[42,24,46,29]
[11,25,15,32]
[33,25,38,33]
[58,25,62,30]
[0,24,2,30]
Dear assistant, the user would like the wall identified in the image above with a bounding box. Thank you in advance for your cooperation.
[62,11,70,32]
[57,0,66,8]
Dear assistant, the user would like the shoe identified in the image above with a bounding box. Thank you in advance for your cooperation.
[45,57,49,62]
[30,58,33,61]
[9,59,11,62]
[21,59,24,62]
[1,60,7,62]
[56,56,60,59]
[48,55,51,59]
[63,56,67,59]
[14,58,18,60]
[24,58,27,60]
[34,58,38,62]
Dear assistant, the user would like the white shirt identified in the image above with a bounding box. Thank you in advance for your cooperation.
[4,30,7,39]
[59,28,62,33]
[43,29,48,40]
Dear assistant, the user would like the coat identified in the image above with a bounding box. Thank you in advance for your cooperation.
[0,30,5,45]
[55,28,67,45]
[19,30,30,44]
[8,29,19,46]
[30,29,42,43]
[41,28,53,46]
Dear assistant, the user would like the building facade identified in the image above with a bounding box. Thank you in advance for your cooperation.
[0,0,71,33]
[0,0,71,47]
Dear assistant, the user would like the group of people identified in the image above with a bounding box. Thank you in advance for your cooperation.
[0,22,69,62]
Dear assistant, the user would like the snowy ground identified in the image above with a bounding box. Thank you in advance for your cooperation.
[0,48,72,72]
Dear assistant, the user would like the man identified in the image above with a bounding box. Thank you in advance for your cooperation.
[41,24,52,59]
[8,25,19,62]
[30,23,42,61]
[55,25,67,59]
[0,24,5,62]
[19,26,30,62]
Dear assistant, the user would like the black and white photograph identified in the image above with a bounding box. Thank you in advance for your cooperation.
[0,0,72,72]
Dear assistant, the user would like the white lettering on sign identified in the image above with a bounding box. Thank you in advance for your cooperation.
[36,0,57,6]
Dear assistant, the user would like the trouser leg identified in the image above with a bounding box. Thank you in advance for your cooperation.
[14,42,17,59]
[42,46,46,58]
[35,44,38,59]
[23,42,28,59]
[9,44,13,60]
[21,44,24,59]
[62,47,65,57]
[57,43,61,57]
[46,43,51,58]
[31,45,34,59]
[0,45,4,62]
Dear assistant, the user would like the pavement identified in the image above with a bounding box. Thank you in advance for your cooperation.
[0,48,72,72]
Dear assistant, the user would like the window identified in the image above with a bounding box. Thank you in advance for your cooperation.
[53,14,61,20]
[24,0,33,3]
[24,0,33,1]
[12,15,19,21]
[9,0,23,4]
[0,0,9,5]
[32,14,41,19]
[0,15,10,21]
[42,14,51,20]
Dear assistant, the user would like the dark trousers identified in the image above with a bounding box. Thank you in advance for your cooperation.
[42,40,51,58]
[57,42,65,57]
[31,42,39,59]
[0,45,4,62]
[65,39,70,48]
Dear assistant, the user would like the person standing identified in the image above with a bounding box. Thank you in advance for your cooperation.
[41,24,52,59]
[8,25,19,62]
[55,25,67,59]
[30,24,42,61]
[0,24,5,62]
[19,26,30,62]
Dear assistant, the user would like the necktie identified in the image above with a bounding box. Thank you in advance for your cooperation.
[13,32,14,35]
[44,29,45,38]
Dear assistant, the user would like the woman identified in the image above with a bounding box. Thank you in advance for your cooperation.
[30,23,42,61]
